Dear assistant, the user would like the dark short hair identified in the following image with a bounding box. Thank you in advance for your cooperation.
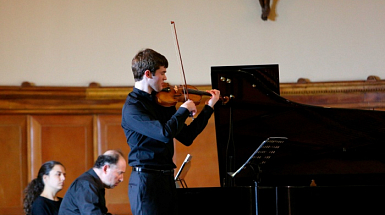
[94,150,124,168]
[131,48,168,81]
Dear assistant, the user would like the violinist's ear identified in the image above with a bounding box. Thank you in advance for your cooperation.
[144,70,152,78]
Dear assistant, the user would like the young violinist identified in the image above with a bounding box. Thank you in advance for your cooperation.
[121,48,220,215]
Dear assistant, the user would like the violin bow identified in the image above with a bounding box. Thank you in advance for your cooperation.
[170,21,189,103]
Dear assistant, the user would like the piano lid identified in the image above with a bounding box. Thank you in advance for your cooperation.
[211,65,385,187]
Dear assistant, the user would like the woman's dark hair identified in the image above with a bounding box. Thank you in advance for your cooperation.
[131,48,168,81]
[23,160,64,214]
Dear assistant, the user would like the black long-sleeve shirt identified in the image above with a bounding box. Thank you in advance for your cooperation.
[59,169,111,215]
[30,196,62,215]
[121,88,214,170]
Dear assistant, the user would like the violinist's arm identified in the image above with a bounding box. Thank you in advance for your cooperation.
[175,105,214,146]
[122,103,189,143]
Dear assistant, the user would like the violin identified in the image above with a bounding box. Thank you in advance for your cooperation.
[156,83,229,107]
[157,21,229,109]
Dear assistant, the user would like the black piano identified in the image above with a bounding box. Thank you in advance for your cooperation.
[176,65,385,215]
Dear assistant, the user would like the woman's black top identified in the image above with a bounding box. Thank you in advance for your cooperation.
[31,196,62,215]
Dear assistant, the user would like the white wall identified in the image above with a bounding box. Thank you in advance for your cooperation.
[1,0,384,86]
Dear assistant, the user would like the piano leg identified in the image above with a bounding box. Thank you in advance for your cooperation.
[255,181,259,215]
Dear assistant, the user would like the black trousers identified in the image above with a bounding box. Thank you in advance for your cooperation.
[128,170,177,215]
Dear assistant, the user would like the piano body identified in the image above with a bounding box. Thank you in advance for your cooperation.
[176,65,385,215]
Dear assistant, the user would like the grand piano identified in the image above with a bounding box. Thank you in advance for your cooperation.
[176,65,385,215]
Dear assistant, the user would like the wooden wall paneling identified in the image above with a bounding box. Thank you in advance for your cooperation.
[29,115,94,196]
[28,115,42,181]
[0,115,27,215]
[2,78,385,214]
[96,114,131,215]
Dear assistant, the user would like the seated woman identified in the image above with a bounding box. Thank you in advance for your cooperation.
[23,161,66,215]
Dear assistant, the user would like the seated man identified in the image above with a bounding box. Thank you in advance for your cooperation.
[59,150,126,215]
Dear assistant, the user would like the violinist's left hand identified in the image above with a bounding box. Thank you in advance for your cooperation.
[206,89,220,108]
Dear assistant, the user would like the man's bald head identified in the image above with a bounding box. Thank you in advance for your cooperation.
[94,149,125,169]
[93,149,126,189]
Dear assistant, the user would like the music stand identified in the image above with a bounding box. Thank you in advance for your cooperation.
[175,154,192,188]
[228,137,287,215]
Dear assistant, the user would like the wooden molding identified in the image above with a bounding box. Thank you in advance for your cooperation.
[280,76,385,110]
[1,78,385,114]
[281,76,385,95]
[0,83,213,114]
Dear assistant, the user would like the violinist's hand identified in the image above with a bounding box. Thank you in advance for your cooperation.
[206,89,220,108]
[180,99,197,116]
